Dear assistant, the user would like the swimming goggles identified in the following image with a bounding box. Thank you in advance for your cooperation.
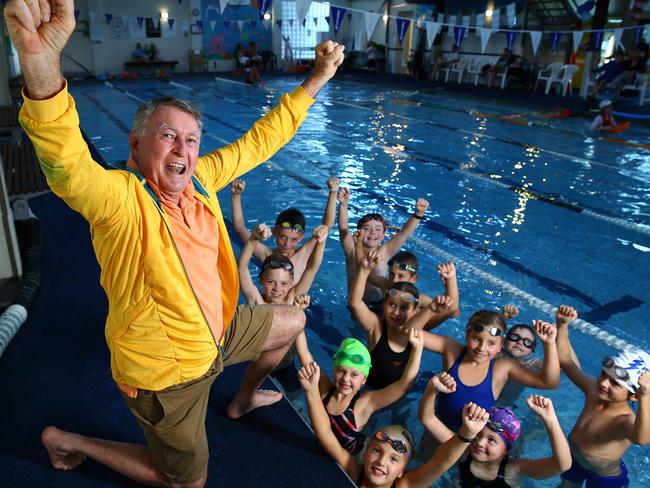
[374,431,409,455]
[387,260,417,273]
[275,221,303,232]
[486,419,504,433]
[386,288,418,303]
[333,350,371,366]
[506,332,534,349]
[261,259,294,273]
[602,357,634,388]
[467,323,504,337]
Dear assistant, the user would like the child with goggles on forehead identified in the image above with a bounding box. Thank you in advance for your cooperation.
[298,361,491,488]
[368,250,461,330]
[421,372,571,487]
[414,309,560,460]
[231,177,339,283]
[555,305,650,488]
[349,250,455,390]
[337,187,429,306]
[310,333,423,455]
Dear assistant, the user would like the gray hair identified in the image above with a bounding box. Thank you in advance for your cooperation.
[133,97,203,139]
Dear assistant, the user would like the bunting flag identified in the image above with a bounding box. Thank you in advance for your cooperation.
[478,27,492,53]
[572,31,584,52]
[612,28,623,49]
[492,10,500,29]
[550,32,562,51]
[365,12,381,40]
[447,15,457,36]
[313,17,318,27]
[425,21,441,47]
[476,13,484,28]
[302,18,306,27]
[453,26,467,48]
[105,13,112,24]
[634,25,645,44]
[223,20,230,30]
[219,0,229,14]
[276,19,282,30]
[236,20,244,31]
[137,16,144,28]
[396,18,411,45]
[505,31,517,51]
[288,19,294,28]
[506,3,516,26]
[168,18,175,30]
[589,30,604,51]
[296,0,313,25]
[529,30,542,56]
[196,20,203,29]
[74,9,80,21]
[258,0,272,20]
[462,15,470,26]
[209,20,217,32]
[325,16,330,26]
[330,6,346,34]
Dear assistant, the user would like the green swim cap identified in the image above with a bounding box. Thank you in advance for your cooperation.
[333,338,372,376]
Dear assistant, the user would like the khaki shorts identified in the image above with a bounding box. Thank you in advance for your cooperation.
[122,304,274,484]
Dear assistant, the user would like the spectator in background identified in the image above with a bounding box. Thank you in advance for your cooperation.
[431,44,460,80]
[132,43,146,61]
[367,42,377,72]
[588,51,624,100]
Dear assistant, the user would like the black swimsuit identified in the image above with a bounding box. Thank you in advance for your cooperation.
[323,388,366,455]
[366,321,411,390]
[459,455,511,488]
[356,468,397,487]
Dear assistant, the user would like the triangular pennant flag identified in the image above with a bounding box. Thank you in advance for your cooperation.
[447,15,457,37]
[425,22,441,47]
[589,30,604,51]
[634,25,644,45]
[302,19,306,27]
[219,0,229,14]
[168,18,175,30]
[365,12,381,40]
[476,13,484,28]
[288,19,294,28]
[505,31,517,51]
[74,9,80,21]
[276,19,283,30]
[153,18,159,30]
[330,6,346,35]
[529,30,542,56]
[478,28,492,53]
[236,20,244,31]
[258,0,272,21]
[325,16,330,25]
[223,20,230,30]
[296,0,313,25]
[209,20,217,32]
[196,20,203,28]
[506,3,516,26]
[462,15,470,26]
[313,17,318,27]
[396,18,411,45]
[137,16,144,28]
[453,26,467,48]
[572,31,584,52]
[105,13,112,24]
[612,28,624,49]
[550,32,562,51]
[492,10,500,28]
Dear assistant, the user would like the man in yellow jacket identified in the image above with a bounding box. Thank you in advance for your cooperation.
[4,1,344,486]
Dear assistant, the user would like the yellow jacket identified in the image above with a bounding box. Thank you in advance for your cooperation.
[20,84,314,391]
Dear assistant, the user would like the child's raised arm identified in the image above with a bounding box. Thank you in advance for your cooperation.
[348,250,383,335]
[406,295,453,332]
[514,396,571,481]
[501,304,520,321]
[506,320,560,390]
[401,403,488,488]
[628,371,650,446]
[555,305,593,394]
[298,363,360,478]
[337,187,354,256]
[231,179,271,261]
[322,177,339,230]
[364,329,424,414]
[418,372,457,443]
[237,223,269,305]
[379,198,429,259]
[293,225,329,296]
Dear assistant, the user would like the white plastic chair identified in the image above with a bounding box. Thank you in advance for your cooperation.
[440,57,462,82]
[548,64,580,96]
[466,57,488,85]
[448,58,470,83]
[622,72,648,105]
[535,62,564,93]
[495,66,510,89]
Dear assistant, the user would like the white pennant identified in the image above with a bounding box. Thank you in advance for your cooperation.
[236,20,244,31]
[295,0,313,25]
[476,13,484,28]
[506,3,516,26]
[209,20,217,32]
[462,15,470,26]
[572,31,583,52]
[492,10,500,29]
[447,15,457,36]
[425,21,440,47]
[219,0,229,15]
[364,12,381,40]
[612,28,624,49]
[529,30,542,56]
[478,28,493,53]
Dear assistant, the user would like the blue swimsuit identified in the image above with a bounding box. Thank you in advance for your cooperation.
[436,348,496,432]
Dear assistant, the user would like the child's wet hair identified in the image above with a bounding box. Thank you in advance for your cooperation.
[371,425,414,459]
[386,281,420,306]
[467,310,507,334]
[508,323,538,350]
[259,254,294,278]
[275,208,305,230]
[357,212,386,230]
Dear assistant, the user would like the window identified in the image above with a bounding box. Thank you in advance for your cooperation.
[281,2,330,60]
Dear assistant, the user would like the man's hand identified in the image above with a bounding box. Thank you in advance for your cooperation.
[556,305,577,328]
[231,179,246,195]
[533,320,557,345]
[302,40,345,97]
[251,223,272,242]
[4,0,76,99]
[337,187,350,205]
[312,224,329,243]
[414,198,429,218]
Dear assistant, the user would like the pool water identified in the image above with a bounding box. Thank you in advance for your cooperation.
[70,75,650,486]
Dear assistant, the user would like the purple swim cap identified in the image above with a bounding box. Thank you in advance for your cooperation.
[486,406,520,450]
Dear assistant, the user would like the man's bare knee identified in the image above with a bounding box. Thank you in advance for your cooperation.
[170,472,207,488]
[269,306,305,344]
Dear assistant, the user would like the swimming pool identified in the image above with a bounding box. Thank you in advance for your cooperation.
[69,75,650,486]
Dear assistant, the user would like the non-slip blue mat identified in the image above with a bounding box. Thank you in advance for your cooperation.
[0,192,353,487]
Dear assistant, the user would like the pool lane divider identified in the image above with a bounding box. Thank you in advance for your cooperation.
[102,79,636,352]
[204,80,650,238]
